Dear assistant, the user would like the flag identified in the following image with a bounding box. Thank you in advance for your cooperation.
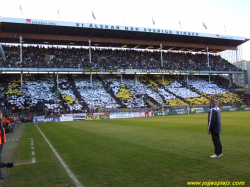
[20,5,23,15]
[92,11,96,20]
[203,22,207,30]
[58,9,60,18]
[152,17,155,25]
[179,20,181,29]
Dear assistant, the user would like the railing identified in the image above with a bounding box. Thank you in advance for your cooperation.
[0,67,243,75]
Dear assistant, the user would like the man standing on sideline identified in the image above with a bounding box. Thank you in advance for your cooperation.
[208,98,223,158]
[0,119,7,179]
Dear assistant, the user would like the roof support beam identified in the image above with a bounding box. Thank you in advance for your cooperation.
[172,36,181,42]
[119,31,126,39]
[0,32,237,51]
[145,45,153,49]
[197,38,205,44]
[133,33,141,40]
[188,48,197,52]
[178,48,186,52]
[148,34,155,41]
[56,27,59,35]
[218,40,227,45]
[104,30,110,38]
[88,29,94,37]
[73,29,77,36]
[134,45,140,49]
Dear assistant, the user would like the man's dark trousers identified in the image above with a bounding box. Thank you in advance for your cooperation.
[211,133,222,156]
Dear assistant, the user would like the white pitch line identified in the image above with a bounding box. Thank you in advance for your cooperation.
[35,123,84,187]
[7,139,19,141]
[15,161,34,166]
[15,157,36,165]
[32,158,36,163]
[14,138,36,166]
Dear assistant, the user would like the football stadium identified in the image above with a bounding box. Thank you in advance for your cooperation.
[0,1,250,187]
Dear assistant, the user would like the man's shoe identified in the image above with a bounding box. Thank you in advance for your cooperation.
[220,153,223,157]
[6,163,13,167]
[210,154,220,158]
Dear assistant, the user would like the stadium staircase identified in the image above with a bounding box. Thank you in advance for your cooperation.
[164,87,186,104]
[93,52,102,67]
[54,75,67,114]
[110,89,126,108]
[213,75,235,89]
[150,53,160,64]
[98,75,126,108]
[146,99,158,108]
[51,74,58,96]
[189,86,210,100]
[58,93,67,114]
[139,75,164,106]
[149,77,168,103]
[177,78,206,99]
[67,75,89,110]
[207,76,243,106]
[158,89,167,102]
[67,75,81,100]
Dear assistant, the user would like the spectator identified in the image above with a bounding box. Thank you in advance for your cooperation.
[0,118,7,179]
[1,46,241,71]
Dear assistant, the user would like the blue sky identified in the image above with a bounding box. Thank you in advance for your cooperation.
[0,0,249,60]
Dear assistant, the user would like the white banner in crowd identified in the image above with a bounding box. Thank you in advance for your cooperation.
[110,112,145,119]
[132,112,145,118]
[62,113,86,117]
[60,117,74,121]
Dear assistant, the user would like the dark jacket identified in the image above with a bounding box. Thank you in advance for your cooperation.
[0,122,7,145]
[208,104,222,134]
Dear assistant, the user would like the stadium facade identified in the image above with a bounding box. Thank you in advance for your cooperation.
[1,17,249,90]
[0,16,249,115]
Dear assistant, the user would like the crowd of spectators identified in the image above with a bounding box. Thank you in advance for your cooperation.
[0,73,246,115]
[166,80,201,98]
[74,76,121,110]
[58,76,83,112]
[104,77,148,108]
[1,75,62,116]
[154,52,241,71]
[0,46,241,71]
[188,77,229,95]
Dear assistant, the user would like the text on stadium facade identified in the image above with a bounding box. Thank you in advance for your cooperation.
[76,23,199,36]
[26,19,56,25]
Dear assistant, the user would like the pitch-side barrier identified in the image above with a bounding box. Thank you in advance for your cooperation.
[33,107,250,123]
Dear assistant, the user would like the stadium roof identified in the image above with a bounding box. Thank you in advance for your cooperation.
[0,17,249,53]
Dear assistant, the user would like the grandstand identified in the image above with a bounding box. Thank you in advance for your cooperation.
[0,42,6,60]
[0,16,249,116]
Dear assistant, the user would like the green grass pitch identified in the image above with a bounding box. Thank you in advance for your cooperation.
[2,111,250,187]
